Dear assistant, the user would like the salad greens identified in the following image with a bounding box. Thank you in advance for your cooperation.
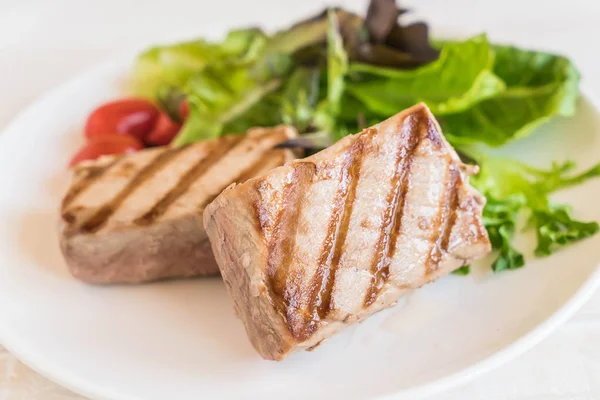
[131,0,600,273]
[442,45,580,147]
[471,157,600,271]
[347,35,505,117]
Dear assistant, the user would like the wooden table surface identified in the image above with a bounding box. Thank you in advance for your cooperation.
[0,346,80,399]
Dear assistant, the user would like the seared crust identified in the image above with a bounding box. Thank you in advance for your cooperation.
[204,104,491,360]
[60,126,296,284]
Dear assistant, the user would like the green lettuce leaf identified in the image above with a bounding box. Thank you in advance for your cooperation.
[472,157,600,208]
[220,28,269,63]
[538,162,600,191]
[452,265,471,275]
[265,11,332,55]
[326,10,349,117]
[280,67,321,132]
[442,46,580,147]
[313,10,354,141]
[470,155,600,271]
[534,205,599,256]
[132,40,222,99]
[171,30,294,144]
[345,35,505,116]
[483,194,526,272]
[173,63,283,145]
[132,28,268,99]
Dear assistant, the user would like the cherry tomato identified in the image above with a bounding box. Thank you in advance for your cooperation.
[145,112,182,146]
[85,99,159,141]
[69,134,144,167]
[178,99,190,120]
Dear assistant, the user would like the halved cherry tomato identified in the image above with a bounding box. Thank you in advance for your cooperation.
[69,134,144,167]
[178,99,190,120]
[85,99,159,141]
[145,112,182,146]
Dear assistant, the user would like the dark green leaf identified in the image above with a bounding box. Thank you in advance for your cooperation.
[534,205,599,256]
[221,91,284,134]
[472,155,600,271]
[452,265,471,275]
[480,194,526,272]
[492,242,525,272]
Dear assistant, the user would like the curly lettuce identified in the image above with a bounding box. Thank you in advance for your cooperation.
[470,157,600,272]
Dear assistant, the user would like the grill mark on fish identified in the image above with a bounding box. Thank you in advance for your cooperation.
[425,118,444,149]
[62,159,119,209]
[440,174,460,253]
[426,166,460,274]
[261,162,316,339]
[236,151,287,184]
[134,137,241,226]
[363,114,425,307]
[305,130,373,328]
[78,147,185,233]
[196,128,291,214]
[197,151,286,213]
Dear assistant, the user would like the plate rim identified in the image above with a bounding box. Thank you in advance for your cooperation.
[1,58,599,400]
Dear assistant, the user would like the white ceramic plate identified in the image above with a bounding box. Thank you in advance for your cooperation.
[1,59,600,400]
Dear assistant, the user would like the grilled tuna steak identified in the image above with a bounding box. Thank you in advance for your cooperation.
[204,104,491,360]
[60,126,296,284]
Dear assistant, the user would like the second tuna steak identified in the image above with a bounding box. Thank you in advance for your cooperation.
[204,104,491,360]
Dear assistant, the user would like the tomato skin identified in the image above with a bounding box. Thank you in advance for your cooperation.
[85,99,159,141]
[145,113,182,146]
[69,134,144,167]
